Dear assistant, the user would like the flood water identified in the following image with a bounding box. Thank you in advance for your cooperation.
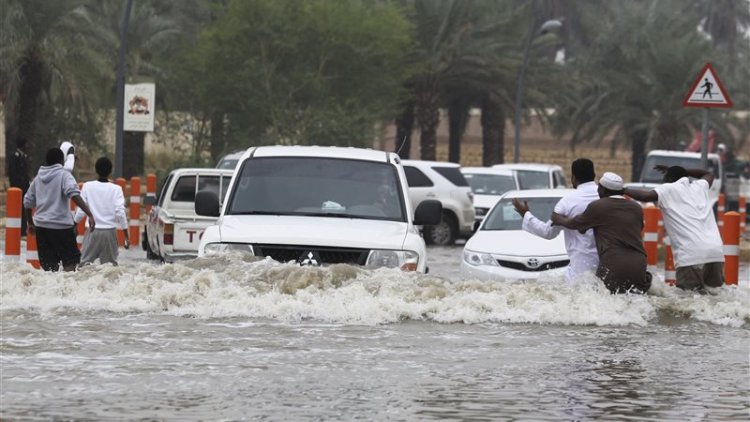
[1,246,748,420]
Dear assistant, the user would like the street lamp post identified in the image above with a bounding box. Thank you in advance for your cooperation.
[512,19,562,164]
[114,0,134,178]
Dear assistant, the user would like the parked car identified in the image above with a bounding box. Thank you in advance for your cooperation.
[401,160,475,246]
[143,168,234,261]
[492,163,567,189]
[196,146,441,272]
[461,167,519,225]
[216,150,245,170]
[461,189,571,281]
[625,149,723,210]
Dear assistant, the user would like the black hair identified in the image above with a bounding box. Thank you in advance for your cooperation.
[16,137,27,148]
[664,166,688,183]
[571,158,595,183]
[46,148,64,166]
[95,157,113,178]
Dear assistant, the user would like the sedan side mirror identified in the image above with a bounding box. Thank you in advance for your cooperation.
[414,199,442,226]
[195,190,220,217]
[143,196,156,207]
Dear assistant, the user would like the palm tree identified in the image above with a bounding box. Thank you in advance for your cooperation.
[555,0,739,180]
[1,0,108,170]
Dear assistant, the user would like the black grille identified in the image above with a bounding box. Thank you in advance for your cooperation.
[253,244,370,265]
[496,259,570,272]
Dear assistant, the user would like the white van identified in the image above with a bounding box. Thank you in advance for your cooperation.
[195,146,441,272]
[626,150,723,208]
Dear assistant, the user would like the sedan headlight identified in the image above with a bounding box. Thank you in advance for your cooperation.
[463,249,499,267]
[366,250,419,271]
[203,242,255,257]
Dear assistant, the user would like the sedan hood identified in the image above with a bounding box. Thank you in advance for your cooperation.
[466,229,566,257]
[218,215,409,249]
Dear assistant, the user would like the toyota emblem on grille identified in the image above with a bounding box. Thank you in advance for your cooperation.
[526,258,540,268]
[299,251,321,266]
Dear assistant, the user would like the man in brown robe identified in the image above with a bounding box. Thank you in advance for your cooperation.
[552,172,651,294]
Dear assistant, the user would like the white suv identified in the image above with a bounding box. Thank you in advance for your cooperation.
[401,160,475,245]
[492,163,567,189]
[196,146,441,272]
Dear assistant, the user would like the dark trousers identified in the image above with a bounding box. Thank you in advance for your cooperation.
[35,226,81,271]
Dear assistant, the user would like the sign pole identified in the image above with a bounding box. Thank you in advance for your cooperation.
[700,108,709,169]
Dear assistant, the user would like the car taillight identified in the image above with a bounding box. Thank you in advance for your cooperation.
[163,223,174,245]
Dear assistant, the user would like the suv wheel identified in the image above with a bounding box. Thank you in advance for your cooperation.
[424,212,457,246]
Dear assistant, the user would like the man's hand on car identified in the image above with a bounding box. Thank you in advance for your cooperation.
[511,198,529,217]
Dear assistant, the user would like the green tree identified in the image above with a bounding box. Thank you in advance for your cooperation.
[554,0,741,180]
[1,0,108,170]
[186,0,412,154]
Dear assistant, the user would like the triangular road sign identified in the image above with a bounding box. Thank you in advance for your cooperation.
[683,63,733,108]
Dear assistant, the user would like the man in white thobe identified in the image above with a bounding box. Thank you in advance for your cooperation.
[512,158,600,282]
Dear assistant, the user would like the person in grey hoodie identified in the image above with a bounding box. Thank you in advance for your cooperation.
[24,148,96,271]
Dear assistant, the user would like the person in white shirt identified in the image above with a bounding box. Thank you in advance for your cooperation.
[511,158,600,282]
[624,165,724,292]
[74,157,129,265]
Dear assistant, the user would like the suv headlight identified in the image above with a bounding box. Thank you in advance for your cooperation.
[366,250,419,271]
[463,249,498,267]
[203,242,255,257]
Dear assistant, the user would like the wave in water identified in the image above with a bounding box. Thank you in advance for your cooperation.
[1,256,748,327]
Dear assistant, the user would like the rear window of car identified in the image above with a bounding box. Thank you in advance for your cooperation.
[432,167,469,187]
[171,175,232,203]
[404,166,434,187]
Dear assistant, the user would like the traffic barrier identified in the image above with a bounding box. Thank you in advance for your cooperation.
[26,227,40,269]
[129,177,141,247]
[717,193,725,238]
[146,173,157,214]
[663,236,676,286]
[656,208,664,245]
[739,195,746,234]
[643,206,659,275]
[723,212,740,285]
[5,188,23,261]
[116,178,127,247]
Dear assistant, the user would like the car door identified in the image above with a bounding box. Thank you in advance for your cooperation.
[403,165,435,210]
[147,173,173,255]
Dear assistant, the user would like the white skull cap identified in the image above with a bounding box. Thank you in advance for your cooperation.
[599,172,624,191]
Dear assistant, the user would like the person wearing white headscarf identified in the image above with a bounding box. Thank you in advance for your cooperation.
[552,172,651,294]
[60,141,75,172]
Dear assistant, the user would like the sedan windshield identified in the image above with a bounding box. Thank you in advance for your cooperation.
[516,170,550,189]
[227,157,406,222]
[482,197,560,230]
[464,173,516,195]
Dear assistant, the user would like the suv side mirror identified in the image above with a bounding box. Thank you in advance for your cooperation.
[414,199,442,226]
[195,190,220,217]
[143,196,156,207]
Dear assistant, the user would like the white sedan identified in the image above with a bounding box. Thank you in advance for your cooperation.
[461,189,572,281]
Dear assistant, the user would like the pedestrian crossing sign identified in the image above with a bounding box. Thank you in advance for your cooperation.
[683,63,733,108]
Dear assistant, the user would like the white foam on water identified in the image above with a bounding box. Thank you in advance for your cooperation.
[1,257,748,327]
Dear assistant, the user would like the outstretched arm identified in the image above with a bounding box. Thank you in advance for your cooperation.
[623,187,658,203]
[512,198,562,239]
[551,212,578,230]
[71,195,96,231]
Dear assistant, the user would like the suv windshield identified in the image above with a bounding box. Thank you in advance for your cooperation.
[464,173,516,195]
[483,197,559,230]
[227,157,406,222]
[640,156,720,183]
[516,170,550,189]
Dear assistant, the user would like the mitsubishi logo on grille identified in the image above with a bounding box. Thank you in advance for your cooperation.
[299,251,321,266]
[526,258,540,268]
